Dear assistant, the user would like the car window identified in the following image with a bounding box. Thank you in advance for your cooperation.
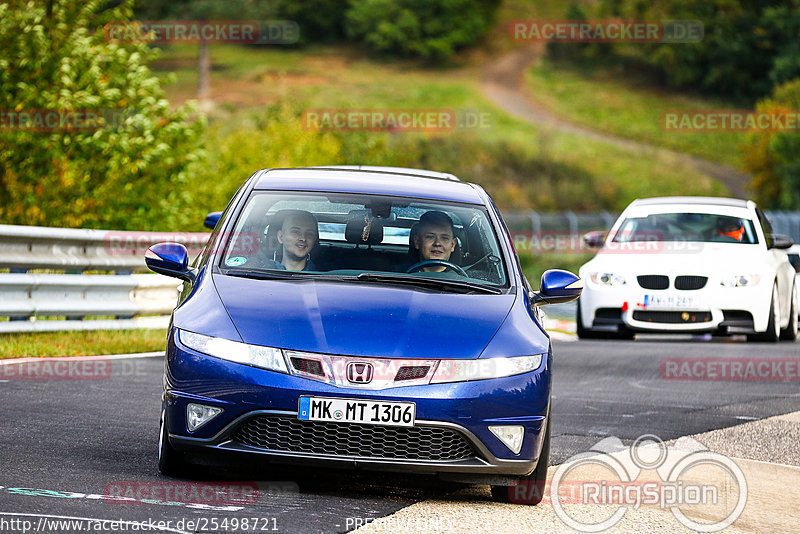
[612,212,759,244]
[755,208,774,248]
[219,191,509,287]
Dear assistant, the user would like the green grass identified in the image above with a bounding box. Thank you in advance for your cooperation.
[0,329,167,359]
[526,57,746,167]
[152,42,727,212]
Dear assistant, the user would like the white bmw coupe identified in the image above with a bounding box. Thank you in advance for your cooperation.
[578,197,798,342]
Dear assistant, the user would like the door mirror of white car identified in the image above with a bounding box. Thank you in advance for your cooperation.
[583,231,607,249]
[769,234,794,250]
[531,269,583,306]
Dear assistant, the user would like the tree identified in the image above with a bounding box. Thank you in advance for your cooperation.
[345,0,501,62]
[743,78,800,209]
[0,0,205,230]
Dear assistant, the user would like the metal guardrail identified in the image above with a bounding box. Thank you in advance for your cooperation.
[0,224,208,333]
[1,211,798,334]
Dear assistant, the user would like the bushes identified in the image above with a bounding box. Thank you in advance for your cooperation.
[345,0,500,62]
[743,79,800,209]
[0,0,205,231]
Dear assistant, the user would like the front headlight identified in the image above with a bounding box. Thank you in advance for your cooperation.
[589,272,627,286]
[178,330,288,373]
[720,274,761,288]
[430,354,543,384]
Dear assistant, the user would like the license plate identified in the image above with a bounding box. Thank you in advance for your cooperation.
[642,294,699,309]
[298,396,416,427]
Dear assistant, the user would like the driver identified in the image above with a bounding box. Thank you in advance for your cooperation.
[412,211,456,272]
[266,210,319,271]
[715,217,744,242]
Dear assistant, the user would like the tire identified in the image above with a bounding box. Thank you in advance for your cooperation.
[158,409,188,477]
[748,284,780,343]
[780,284,798,341]
[576,303,634,340]
[490,414,550,505]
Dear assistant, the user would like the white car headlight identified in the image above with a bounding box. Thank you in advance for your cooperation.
[430,354,543,384]
[589,272,627,287]
[179,330,288,373]
[720,274,761,288]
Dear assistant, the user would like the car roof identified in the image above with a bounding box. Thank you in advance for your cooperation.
[629,196,752,208]
[252,166,485,204]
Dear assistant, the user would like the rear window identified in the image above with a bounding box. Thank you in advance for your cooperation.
[219,191,509,287]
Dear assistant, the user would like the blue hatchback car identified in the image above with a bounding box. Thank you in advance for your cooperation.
[146,166,582,503]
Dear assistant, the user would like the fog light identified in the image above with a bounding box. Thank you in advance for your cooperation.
[489,425,525,454]
[187,403,222,432]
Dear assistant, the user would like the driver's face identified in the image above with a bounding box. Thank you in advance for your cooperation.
[415,223,455,262]
[277,215,318,261]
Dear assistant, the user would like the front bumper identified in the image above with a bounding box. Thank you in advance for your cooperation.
[579,282,771,334]
[163,331,551,480]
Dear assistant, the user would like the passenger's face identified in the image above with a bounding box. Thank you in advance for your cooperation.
[277,215,317,260]
[415,223,455,262]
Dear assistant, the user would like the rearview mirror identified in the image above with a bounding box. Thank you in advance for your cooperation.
[769,234,794,250]
[145,242,197,284]
[583,231,607,249]
[531,269,583,306]
[204,211,222,230]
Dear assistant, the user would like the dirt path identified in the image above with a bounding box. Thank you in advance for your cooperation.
[481,44,751,197]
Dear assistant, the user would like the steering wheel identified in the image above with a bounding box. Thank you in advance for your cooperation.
[406,260,468,276]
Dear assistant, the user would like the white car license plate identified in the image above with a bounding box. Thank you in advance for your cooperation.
[643,294,699,309]
[298,396,415,427]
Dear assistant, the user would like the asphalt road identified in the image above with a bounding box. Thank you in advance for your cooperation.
[1,338,798,534]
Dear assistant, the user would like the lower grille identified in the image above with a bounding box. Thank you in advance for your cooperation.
[233,415,477,462]
[633,310,711,324]
[675,275,708,290]
[637,275,669,290]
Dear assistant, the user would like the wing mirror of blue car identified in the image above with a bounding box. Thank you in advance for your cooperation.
[145,242,198,284]
[531,269,583,306]
[204,211,222,230]
[769,234,794,250]
[583,230,607,249]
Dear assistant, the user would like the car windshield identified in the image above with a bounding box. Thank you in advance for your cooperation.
[612,212,759,244]
[218,191,509,288]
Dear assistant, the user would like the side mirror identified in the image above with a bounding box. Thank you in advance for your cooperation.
[583,231,607,249]
[145,242,197,284]
[204,211,222,230]
[531,269,583,306]
[769,234,794,250]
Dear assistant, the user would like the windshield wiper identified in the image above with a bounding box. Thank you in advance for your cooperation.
[356,272,502,294]
[221,268,303,280]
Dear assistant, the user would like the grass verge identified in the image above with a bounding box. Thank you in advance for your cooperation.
[526,57,745,168]
[0,329,167,359]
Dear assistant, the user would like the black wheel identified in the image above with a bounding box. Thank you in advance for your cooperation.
[780,284,798,341]
[158,409,188,477]
[748,284,780,342]
[490,414,550,505]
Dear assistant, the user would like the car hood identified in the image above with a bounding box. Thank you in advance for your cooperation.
[212,274,516,359]
[583,243,771,276]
